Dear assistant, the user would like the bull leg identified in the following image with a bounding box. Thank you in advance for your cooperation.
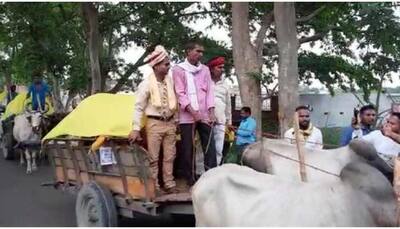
[25,149,32,174]
[20,150,25,165]
[32,151,37,171]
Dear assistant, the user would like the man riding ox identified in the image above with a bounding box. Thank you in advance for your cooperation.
[13,102,49,174]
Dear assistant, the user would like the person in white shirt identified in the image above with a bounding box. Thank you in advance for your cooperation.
[284,105,323,150]
[362,112,400,169]
[206,56,232,165]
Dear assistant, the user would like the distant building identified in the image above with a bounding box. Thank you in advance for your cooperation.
[300,92,399,128]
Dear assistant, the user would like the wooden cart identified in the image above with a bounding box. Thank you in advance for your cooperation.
[43,137,192,227]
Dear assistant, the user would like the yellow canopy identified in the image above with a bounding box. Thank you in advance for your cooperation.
[1,92,54,120]
[43,93,144,140]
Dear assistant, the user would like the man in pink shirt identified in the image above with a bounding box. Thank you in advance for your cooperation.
[173,40,217,186]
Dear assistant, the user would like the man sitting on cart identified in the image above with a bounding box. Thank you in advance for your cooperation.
[129,45,179,195]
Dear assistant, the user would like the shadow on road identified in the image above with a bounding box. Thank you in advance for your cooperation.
[0,156,195,227]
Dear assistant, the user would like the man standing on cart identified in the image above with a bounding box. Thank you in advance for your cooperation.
[172,40,217,187]
[129,45,179,194]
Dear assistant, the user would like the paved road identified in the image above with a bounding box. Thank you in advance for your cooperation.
[0,156,194,226]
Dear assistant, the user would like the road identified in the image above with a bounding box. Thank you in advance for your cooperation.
[0,156,194,226]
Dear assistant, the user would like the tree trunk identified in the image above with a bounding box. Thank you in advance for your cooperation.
[4,71,12,89]
[232,2,263,138]
[81,2,102,94]
[49,73,64,113]
[275,2,300,137]
[64,91,76,113]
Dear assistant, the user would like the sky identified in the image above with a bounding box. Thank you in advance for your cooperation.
[118,3,400,92]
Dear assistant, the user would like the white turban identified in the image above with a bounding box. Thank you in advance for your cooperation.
[144,45,168,67]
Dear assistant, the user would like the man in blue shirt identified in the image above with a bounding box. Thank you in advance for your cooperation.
[340,104,376,146]
[27,77,51,111]
[235,106,257,157]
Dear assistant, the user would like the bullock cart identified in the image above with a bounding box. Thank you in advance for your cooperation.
[43,137,192,226]
[41,93,194,226]
[0,92,54,160]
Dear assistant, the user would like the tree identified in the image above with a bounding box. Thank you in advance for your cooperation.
[0,2,232,110]
[219,2,400,133]
[231,2,273,137]
[81,3,102,94]
[0,3,91,112]
[275,2,299,136]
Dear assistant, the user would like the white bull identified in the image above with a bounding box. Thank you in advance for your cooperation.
[192,163,397,226]
[240,138,361,183]
[13,110,45,174]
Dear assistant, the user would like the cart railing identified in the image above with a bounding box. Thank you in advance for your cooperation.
[43,137,155,202]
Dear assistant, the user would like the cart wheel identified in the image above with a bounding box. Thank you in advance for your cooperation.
[1,133,14,160]
[75,182,118,227]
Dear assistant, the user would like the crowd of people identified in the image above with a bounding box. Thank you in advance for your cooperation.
[127,40,400,195]
[128,41,257,194]
[285,102,400,182]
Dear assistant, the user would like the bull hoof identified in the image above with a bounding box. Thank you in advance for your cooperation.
[32,165,38,171]
[26,169,32,174]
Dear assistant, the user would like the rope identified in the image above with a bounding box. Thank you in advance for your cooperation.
[191,121,215,174]
[189,121,341,178]
[259,150,340,177]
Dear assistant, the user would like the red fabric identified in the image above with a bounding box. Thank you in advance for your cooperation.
[207,57,225,69]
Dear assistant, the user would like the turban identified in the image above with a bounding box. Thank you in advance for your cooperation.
[206,56,225,69]
[144,45,168,67]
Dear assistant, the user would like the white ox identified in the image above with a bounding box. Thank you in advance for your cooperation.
[13,110,45,174]
[240,138,361,183]
[192,138,398,226]
[192,163,397,226]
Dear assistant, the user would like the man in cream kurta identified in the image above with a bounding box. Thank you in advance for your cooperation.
[129,45,178,194]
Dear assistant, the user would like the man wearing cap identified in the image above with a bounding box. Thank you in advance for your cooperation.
[129,45,178,194]
[173,40,217,186]
[207,56,231,165]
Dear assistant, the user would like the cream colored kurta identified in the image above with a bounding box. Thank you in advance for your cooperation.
[132,76,177,131]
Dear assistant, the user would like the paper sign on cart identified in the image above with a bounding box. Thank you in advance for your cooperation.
[99,147,116,165]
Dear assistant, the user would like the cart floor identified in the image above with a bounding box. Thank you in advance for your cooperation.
[155,192,191,203]
[154,179,191,203]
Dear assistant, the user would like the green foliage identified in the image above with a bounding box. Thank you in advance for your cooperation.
[1,2,400,104]
[298,52,379,99]
[0,3,88,93]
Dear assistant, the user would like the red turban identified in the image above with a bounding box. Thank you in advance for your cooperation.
[207,56,225,69]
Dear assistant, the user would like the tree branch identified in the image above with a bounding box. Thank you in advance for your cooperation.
[263,42,279,56]
[298,32,326,45]
[176,10,223,18]
[255,10,274,57]
[107,48,150,93]
[296,5,326,23]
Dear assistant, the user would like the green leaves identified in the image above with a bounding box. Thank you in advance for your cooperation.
[299,52,378,96]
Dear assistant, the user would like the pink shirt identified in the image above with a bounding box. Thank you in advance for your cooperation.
[172,64,215,124]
